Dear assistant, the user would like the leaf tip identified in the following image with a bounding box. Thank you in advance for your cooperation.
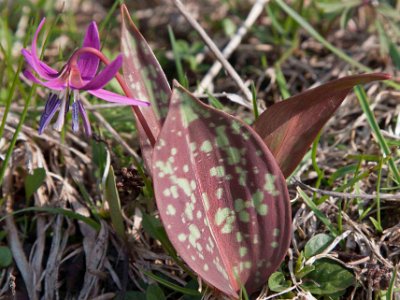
[172,79,182,89]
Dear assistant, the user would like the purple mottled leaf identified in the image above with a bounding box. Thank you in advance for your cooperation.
[152,81,291,298]
[253,73,391,178]
[121,4,171,174]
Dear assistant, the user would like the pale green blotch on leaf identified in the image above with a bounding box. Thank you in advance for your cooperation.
[188,224,201,247]
[180,98,199,128]
[231,121,242,135]
[239,247,248,257]
[184,202,195,220]
[235,166,247,186]
[236,232,243,242]
[190,180,196,190]
[163,188,171,197]
[273,228,280,237]
[271,241,278,248]
[239,210,250,222]
[172,176,192,197]
[234,199,245,212]
[166,204,176,215]
[178,233,187,242]
[200,140,213,153]
[155,160,173,175]
[215,126,229,148]
[215,207,236,234]
[264,174,280,196]
[210,166,225,177]
[227,147,241,165]
[244,261,252,269]
[170,185,179,199]
[252,190,268,216]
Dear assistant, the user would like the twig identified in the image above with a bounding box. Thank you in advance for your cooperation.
[196,0,269,98]
[293,179,400,201]
[173,0,253,105]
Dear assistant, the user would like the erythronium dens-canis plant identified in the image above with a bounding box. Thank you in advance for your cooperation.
[120,4,390,298]
[22,18,149,136]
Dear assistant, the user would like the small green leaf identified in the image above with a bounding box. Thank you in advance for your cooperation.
[146,284,166,300]
[125,291,146,300]
[369,217,383,233]
[268,272,292,292]
[25,167,46,199]
[0,246,12,268]
[302,259,355,295]
[304,233,334,258]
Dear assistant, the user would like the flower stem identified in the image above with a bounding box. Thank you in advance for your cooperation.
[72,47,157,147]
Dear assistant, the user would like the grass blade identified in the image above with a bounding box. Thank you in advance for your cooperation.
[354,85,400,184]
[104,165,126,240]
[297,187,338,236]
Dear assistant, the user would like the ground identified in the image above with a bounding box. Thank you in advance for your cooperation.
[0,0,399,299]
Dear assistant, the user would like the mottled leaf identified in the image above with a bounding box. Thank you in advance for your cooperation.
[121,4,171,172]
[253,73,390,177]
[152,81,291,298]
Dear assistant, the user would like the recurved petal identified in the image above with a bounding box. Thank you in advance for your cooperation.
[88,88,150,106]
[80,55,122,91]
[38,93,61,134]
[78,21,101,80]
[30,18,59,80]
[23,69,65,90]
[21,49,58,77]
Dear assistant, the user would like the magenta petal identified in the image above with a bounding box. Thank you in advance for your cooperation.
[21,49,58,77]
[88,89,150,106]
[80,55,122,91]
[78,21,100,80]
[23,69,65,90]
[29,18,57,80]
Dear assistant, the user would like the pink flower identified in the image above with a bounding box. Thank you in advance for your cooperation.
[22,18,149,135]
